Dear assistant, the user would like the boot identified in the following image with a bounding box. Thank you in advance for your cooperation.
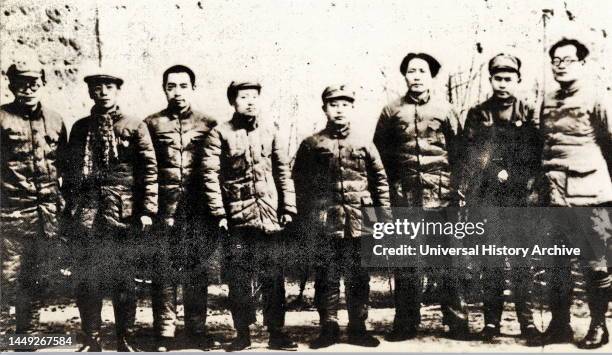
[542,321,573,345]
[225,329,251,352]
[116,336,141,352]
[77,335,102,352]
[578,321,609,349]
[186,333,220,350]
[446,321,471,340]
[268,329,298,350]
[154,336,173,352]
[578,279,611,349]
[309,321,340,349]
[521,324,544,347]
[347,322,380,347]
[384,326,418,342]
[478,324,500,342]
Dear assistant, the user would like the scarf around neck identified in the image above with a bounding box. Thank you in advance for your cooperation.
[82,105,122,178]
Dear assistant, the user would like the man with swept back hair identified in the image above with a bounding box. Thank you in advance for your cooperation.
[374,52,469,341]
[538,37,612,349]
[143,64,218,351]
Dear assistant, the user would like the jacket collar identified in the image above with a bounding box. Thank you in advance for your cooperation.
[6,101,43,120]
[556,80,580,99]
[404,90,431,105]
[488,95,516,108]
[165,105,193,120]
[325,121,350,139]
[91,105,122,120]
[231,112,258,131]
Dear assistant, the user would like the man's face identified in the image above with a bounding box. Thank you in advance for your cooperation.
[404,58,433,94]
[323,98,354,126]
[232,89,260,116]
[164,72,194,111]
[89,81,120,109]
[9,76,44,108]
[490,72,520,100]
[551,45,584,84]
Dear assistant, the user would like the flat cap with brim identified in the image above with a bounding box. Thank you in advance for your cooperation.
[84,74,124,86]
[488,53,521,75]
[227,81,261,103]
[7,59,44,79]
[322,84,355,103]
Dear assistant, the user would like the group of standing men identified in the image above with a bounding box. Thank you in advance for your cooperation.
[1,36,610,351]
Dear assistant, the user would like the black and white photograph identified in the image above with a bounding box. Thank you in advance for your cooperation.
[1,0,611,352]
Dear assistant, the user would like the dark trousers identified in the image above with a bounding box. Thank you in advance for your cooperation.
[0,236,48,333]
[479,208,536,330]
[481,266,535,330]
[149,220,215,337]
[545,207,612,327]
[223,228,286,332]
[393,267,467,330]
[74,228,138,338]
[314,238,369,332]
[392,209,468,330]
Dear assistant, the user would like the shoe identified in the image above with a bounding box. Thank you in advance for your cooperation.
[116,336,141,352]
[384,326,418,342]
[521,325,544,347]
[268,331,298,350]
[478,324,500,341]
[446,322,471,340]
[186,333,220,350]
[347,332,380,347]
[542,322,573,344]
[77,335,102,352]
[155,336,173,352]
[225,332,251,352]
[577,322,609,349]
[309,322,340,349]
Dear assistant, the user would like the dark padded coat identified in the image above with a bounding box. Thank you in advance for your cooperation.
[202,114,296,234]
[293,124,392,238]
[0,102,68,239]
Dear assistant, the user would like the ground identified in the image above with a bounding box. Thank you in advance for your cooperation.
[3,276,611,352]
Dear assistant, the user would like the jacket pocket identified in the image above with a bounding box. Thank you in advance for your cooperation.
[566,169,599,197]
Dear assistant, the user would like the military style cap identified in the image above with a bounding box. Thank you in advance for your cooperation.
[321,84,355,103]
[7,58,45,79]
[227,80,262,104]
[488,53,521,75]
[83,73,124,86]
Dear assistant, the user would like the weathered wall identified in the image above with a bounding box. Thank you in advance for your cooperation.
[2,0,611,153]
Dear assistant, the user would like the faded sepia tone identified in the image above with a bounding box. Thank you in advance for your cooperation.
[1,0,611,352]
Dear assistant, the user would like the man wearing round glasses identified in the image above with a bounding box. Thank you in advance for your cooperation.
[0,58,68,338]
[538,38,612,349]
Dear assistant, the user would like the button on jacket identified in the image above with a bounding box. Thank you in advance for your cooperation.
[144,108,216,219]
[0,102,68,238]
[374,93,462,208]
[64,107,158,230]
[293,123,391,238]
[461,96,541,206]
[540,84,612,206]
[202,113,296,234]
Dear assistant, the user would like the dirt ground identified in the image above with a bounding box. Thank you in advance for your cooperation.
[3,276,611,352]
